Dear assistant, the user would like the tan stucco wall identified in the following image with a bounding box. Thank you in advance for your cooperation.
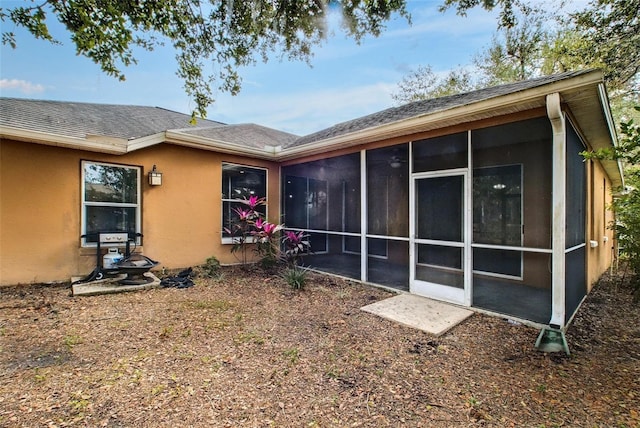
[0,139,280,286]
[586,158,616,290]
[0,107,619,288]
[1,139,81,285]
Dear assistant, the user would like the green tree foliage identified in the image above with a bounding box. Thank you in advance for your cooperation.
[433,0,640,124]
[570,0,640,93]
[391,65,474,103]
[0,0,409,120]
[439,0,520,28]
[440,0,639,95]
[539,29,590,75]
[472,4,548,85]
[392,4,550,102]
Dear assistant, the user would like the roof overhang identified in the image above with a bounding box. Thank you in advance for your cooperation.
[596,83,624,188]
[0,128,280,160]
[275,69,622,187]
[0,70,621,187]
[0,126,129,154]
[555,78,623,188]
[164,130,279,160]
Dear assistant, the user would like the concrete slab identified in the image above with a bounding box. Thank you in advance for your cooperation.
[361,293,474,336]
[72,272,161,296]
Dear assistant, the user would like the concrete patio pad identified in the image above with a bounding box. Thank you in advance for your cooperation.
[361,293,474,336]
[72,272,161,296]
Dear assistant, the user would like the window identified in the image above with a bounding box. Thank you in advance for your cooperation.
[82,161,141,244]
[222,163,267,240]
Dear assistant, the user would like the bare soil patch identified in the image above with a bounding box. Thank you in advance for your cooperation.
[1,266,638,427]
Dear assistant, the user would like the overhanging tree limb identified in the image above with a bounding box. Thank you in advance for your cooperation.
[1,0,409,119]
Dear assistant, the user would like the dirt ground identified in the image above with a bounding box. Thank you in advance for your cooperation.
[0,266,638,427]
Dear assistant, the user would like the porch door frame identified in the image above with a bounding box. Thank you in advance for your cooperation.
[409,168,472,306]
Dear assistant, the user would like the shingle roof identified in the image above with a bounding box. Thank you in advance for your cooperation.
[0,98,225,140]
[286,70,595,148]
[0,97,299,150]
[0,70,599,152]
[180,123,298,148]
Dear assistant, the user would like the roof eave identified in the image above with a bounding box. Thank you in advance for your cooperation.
[126,132,167,152]
[164,130,278,160]
[0,126,128,154]
[597,83,624,188]
[0,127,282,159]
[276,70,606,162]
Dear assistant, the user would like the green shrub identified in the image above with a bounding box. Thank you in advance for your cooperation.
[203,256,221,278]
[281,265,310,290]
[257,247,279,271]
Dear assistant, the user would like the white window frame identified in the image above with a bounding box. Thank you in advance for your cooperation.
[81,160,141,247]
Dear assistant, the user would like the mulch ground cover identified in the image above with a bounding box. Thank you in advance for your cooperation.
[1,266,638,427]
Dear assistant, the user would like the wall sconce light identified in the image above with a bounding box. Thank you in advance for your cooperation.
[148,165,163,186]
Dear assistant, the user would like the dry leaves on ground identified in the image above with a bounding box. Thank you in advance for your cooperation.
[0,266,638,427]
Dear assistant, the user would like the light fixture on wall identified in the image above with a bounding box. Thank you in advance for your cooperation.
[148,165,163,186]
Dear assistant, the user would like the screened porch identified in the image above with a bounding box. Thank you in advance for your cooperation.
[281,115,587,326]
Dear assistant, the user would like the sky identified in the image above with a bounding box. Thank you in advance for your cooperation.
[0,1,506,136]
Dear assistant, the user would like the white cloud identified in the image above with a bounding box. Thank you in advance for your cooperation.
[365,3,498,41]
[0,78,45,94]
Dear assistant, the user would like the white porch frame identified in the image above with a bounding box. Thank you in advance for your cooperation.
[405,132,473,306]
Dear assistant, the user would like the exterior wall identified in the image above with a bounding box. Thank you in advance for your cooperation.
[0,105,618,290]
[0,139,280,286]
[586,158,616,290]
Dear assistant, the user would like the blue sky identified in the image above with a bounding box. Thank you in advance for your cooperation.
[0,1,504,135]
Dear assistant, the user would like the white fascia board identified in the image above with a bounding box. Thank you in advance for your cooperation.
[597,83,624,188]
[1,125,281,159]
[126,132,167,152]
[164,130,279,160]
[277,71,605,161]
[0,126,128,154]
[597,83,619,147]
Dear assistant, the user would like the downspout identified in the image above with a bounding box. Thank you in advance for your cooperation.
[546,92,566,330]
[536,93,571,355]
